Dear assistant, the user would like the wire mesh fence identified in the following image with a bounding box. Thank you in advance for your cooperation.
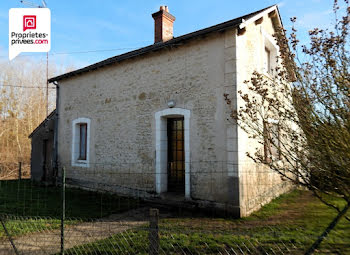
[0,161,348,254]
[0,162,30,180]
[1,213,348,255]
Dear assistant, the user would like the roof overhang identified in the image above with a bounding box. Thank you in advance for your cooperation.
[239,5,282,30]
[48,5,278,84]
[28,110,56,138]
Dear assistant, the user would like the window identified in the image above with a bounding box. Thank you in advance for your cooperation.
[78,123,87,160]
[261,27,279,75]
[264,47,271,73]
[264,120,280,162]
[72,118,90,167]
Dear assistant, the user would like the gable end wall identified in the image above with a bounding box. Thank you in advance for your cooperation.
[236,13,293,217]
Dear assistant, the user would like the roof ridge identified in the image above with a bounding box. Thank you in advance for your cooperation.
[49,5,278,83]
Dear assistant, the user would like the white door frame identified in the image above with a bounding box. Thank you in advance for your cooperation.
[155,108,191,199]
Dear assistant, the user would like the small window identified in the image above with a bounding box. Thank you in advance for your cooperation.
[261,28,279,75]
[264,47,271,73]
[78,123,87,160]
[72,118,90,167]
[264,120,280,162]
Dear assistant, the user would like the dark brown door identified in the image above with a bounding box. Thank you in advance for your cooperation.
[42,139,53,182]
[42,139,48,181]
[167,118,185,193]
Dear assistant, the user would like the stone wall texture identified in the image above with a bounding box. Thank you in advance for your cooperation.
[58,31,236,203]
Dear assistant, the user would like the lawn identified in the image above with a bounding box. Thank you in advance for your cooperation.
[0,179,139,238]
[64,190,350,254]
[0,181,349,254]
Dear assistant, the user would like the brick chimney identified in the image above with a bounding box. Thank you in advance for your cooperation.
[152,6,176,43]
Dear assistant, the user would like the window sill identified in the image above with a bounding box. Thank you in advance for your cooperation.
[264,157,282,164]
[72,160,89,168]
[262,71,274,79]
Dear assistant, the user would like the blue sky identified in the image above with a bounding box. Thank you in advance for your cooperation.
[0,0,339,72]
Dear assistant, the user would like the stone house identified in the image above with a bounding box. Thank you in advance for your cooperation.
[33,5,292,217]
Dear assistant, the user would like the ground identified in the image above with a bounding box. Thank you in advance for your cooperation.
[0,180,349,254]
[69,190,348,254]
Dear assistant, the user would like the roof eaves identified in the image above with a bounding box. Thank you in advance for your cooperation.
[28,110,56,138]
[48,5,275,83]
[48,18,243,83]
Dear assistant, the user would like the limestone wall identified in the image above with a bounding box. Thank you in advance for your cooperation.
[235,13,293,217]
[57,30,239,204]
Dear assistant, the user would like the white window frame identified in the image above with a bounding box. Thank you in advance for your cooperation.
[265,118,281,161]
[72,117,91,167]
[261,27,279,75]
[264,47,271,74]
[155,108,191,199]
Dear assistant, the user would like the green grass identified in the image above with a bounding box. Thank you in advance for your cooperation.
[64,189,350,254]
[0,217,66,239]
[1,181,349,254]
[246,189,303,220]
[0,179,139,238]
[0,180,139,218]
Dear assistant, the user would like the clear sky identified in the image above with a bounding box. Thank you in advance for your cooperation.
[0,0,340,72]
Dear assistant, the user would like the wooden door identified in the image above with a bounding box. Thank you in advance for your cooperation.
[167,118,185,193]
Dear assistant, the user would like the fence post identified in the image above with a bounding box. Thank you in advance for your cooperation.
[0,216,19,255]
[149,208,159,255]
[18,162,22,180]
[61,167,66,255]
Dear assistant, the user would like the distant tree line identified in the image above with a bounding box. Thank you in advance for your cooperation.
[0,58,71,178]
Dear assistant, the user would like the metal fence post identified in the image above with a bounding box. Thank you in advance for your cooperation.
[149,208,159,255]
[61,167,66,255]
[0,216,19,255]
[18,162,22,180]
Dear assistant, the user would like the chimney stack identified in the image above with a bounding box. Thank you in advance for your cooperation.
[152,6,176,43]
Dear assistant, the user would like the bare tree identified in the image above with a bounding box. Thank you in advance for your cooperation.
[0,57,71,178]
[225,1,349,252]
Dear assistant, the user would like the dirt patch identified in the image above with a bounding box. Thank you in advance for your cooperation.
[0,208,150,255]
